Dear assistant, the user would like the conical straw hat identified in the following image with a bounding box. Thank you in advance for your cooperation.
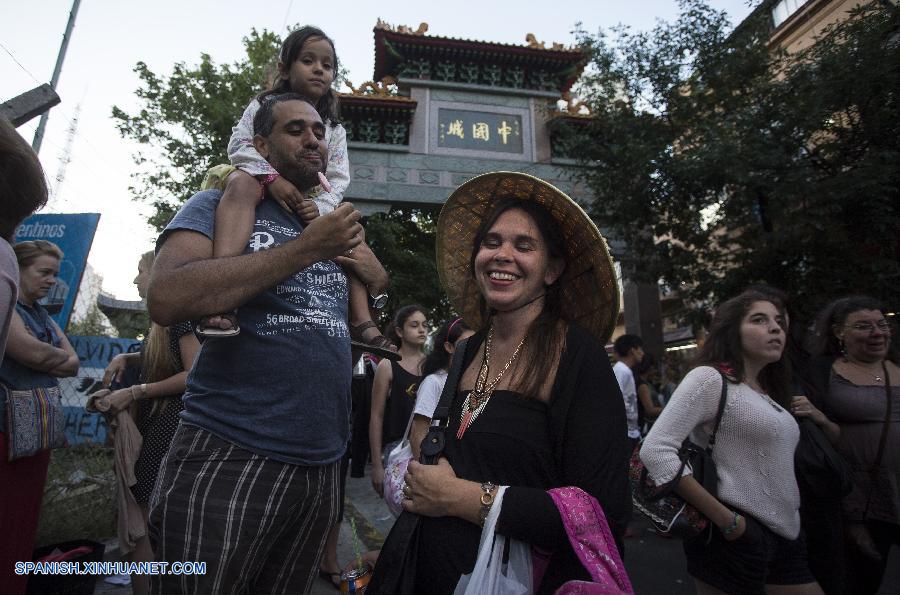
[436,172,619,345]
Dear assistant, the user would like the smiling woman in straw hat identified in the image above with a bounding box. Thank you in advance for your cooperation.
[367,172,632,594]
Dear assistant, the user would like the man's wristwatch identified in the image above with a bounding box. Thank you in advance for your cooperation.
[368,292,389,310]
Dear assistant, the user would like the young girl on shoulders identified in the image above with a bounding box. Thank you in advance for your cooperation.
[199,26,394,355]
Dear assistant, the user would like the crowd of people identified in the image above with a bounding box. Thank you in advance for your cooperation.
[0,21,897,595]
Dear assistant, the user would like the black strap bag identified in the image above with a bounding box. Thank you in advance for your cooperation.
[794,417,853,498]
[629,370,728,538]
[365,338,470,595]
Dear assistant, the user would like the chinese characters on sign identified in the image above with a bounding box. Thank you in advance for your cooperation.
[437,109,523,154]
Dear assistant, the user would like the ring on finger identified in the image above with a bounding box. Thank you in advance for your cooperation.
[345,248,354,256]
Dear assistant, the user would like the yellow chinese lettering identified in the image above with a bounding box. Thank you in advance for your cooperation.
[497,121,512,144]
[447,119,465,139]
[472,122,490,141]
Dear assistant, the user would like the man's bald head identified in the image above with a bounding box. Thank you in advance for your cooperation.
[252,93,328,193]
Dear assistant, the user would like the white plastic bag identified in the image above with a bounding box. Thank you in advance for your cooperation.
[453,486,533,595]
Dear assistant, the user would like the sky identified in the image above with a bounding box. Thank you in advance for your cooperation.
[1,0,756,301]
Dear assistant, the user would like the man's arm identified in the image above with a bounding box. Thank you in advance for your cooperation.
[148,203,363,326]
[332,240,389,295]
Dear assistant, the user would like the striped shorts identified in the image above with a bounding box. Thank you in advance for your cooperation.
[147,423,341,594]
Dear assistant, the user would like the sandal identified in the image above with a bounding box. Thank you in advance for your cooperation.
[317,568,341,590]
[195,312,240,339]
[349,321,401,361]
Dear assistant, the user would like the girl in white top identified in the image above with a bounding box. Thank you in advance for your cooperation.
[640,289,822,595]
[198,26,394,354]
[409,318,474,459]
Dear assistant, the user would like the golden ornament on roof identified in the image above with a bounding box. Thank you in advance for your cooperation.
[375,19,429,35]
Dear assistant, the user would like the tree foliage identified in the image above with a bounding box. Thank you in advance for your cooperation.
[112,30,281,231]
[67,304,113,337]
[103,308,150,339]
[572,0,899,323]
[365,208,453,328]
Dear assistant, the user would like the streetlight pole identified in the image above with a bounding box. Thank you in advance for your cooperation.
[31,0,82,154]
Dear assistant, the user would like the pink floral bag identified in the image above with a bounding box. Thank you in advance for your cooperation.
[536,487,634,594]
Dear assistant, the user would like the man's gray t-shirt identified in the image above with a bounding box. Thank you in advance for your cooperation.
[157,190,351,465]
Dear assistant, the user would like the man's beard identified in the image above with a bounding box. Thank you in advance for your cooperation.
[268,147,325,192]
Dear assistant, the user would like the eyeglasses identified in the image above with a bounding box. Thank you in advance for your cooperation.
[845,321,891,333]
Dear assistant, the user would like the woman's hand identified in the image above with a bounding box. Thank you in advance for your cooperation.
[371,464,385,498]
[102,353,132,388]
[790,395,826,425]
[401,458,463,518]
[846,522,882,561]
[102,387,136,415]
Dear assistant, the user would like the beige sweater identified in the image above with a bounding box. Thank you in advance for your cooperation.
[87,390,145,553]
[640,366,801,539]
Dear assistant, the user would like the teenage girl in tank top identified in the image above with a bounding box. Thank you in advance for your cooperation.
[369,305,428,497]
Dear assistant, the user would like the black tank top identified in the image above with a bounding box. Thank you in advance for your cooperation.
[415,389,556,593]
[382,360,422,445]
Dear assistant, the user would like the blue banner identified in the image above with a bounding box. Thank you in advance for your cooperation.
[15,213,101,329]
[59,335,141,445]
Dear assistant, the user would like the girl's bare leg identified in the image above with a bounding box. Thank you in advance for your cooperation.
[347,275,396,352]
[199,172,262,335]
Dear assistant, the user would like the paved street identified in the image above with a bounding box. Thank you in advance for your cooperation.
[95,463,694,594]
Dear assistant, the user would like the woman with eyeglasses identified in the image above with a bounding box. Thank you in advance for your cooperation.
[797,295,898,594]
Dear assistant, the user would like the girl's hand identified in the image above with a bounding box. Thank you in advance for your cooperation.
[102,354,131,388]
[371,464,385,498]
[296,199,320,223]
[103,388,136,415]
[790,395,825,425]
[268,176,307,214]
[401,458,461,517]
[720,514,747,542]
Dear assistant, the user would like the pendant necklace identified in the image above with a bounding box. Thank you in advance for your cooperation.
[457,326,525,440]
[845,359,884,384]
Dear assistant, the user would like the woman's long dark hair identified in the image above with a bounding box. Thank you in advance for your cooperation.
[693,290,792,407]
[469,198,568,400]
[258,25,340,126]
[421,318,471,377]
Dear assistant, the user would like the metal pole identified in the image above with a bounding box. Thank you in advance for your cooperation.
[31,0,82,154]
